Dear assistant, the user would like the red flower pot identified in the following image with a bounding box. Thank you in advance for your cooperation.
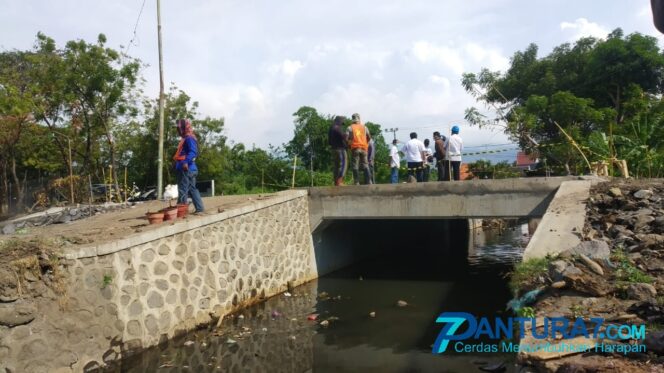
[146,211,165,225]
[161,207,178,221]
[176,203,189,218]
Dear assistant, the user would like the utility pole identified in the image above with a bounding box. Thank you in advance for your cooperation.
[385,127,398,141]
[156,0,165,199]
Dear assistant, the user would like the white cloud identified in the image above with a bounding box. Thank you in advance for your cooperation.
[412,41,465,75]
[278,59,305,78]
[560,18,609,40]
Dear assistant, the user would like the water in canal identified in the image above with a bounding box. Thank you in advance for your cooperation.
[117,220,529,373]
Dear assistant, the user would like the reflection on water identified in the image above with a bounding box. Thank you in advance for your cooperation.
[115,221,529,373]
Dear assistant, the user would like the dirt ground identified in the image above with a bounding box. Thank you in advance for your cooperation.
[0,193,276,253]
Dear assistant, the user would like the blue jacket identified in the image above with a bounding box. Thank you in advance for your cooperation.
[175,136,199,172]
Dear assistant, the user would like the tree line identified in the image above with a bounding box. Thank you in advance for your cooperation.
[463,28,664,177]
[3,28,662,215]
[0,33,391,215]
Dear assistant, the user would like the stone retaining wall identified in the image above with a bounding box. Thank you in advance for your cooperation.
[0,190,316,372]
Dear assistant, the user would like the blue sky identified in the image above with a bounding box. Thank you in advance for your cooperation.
[1,1,660,159]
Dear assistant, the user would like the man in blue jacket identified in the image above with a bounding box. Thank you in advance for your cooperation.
[173,119,204,214]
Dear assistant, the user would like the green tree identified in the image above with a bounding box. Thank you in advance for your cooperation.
[462,29,664,176]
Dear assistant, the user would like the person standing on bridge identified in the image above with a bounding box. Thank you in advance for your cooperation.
[328,115,348,186]
[446,125,463,181]
[347,113,372,185]
[423,138,434,182]
[389,139,400,184]
[367,137,376,184]
[173,118,205,214]
[433,132,447,181]
[401,132,426,182]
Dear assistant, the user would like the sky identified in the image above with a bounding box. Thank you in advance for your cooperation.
[0,0,661,156]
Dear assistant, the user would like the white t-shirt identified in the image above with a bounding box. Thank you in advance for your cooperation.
[389,145,400,168]
[445,134,463,161]
[401,138,426,162]
[424,146,433,166]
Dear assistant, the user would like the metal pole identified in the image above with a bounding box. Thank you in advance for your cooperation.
[67,138,74,204]
[291,156,297,189]
[156,0,165,200]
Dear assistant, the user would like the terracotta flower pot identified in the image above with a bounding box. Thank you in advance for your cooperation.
[146,211,165,225]
[161,207,178,221]
[177,203,189,218]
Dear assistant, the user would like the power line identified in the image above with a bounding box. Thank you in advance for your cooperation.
[123,0,147,58]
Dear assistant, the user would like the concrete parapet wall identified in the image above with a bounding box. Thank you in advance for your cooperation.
[0,190,316,372]
[522,180,592,260]
[308,177,571,231]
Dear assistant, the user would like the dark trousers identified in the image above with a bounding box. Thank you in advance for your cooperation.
[407,162,423,182]
[443,160,461,181]
[332,148,347,185]
[450,161,461,181]
[437,161,446,181]
[177,169,204,212]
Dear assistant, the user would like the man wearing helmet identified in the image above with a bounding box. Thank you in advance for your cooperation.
[446,125,463,181]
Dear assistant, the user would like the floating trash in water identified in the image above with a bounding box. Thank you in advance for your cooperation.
[183,340,195,347]
[397,300,408,307]
[262,327,268,332]
[320,320,330,327]
[369,311,376,318]
[226,338,237,344]
[284,292,292,297]
[237,314,245,319]
[307,314,319,321]
[271,310,281,318]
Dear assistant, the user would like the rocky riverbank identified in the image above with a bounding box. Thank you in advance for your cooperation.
[512,179,664,372]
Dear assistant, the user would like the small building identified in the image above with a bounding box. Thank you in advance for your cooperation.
[516,151,538,171]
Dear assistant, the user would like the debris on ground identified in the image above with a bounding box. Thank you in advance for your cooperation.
[513,180,664,372]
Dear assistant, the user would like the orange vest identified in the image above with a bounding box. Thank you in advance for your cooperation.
[350,123,368,150]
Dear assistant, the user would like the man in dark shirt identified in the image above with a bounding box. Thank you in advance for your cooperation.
[328,116,348,186]
[433,132,447,181]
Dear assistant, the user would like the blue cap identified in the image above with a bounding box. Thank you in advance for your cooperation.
[451,125,460,134]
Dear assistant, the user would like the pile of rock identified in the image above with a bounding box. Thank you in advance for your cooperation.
[0,202,134,235]
[515,180,664,371]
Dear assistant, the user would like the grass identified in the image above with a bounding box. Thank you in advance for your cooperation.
[509,256,552,295]
[611,248,653,284]
[102,274,113,288]
[517,306,536,318]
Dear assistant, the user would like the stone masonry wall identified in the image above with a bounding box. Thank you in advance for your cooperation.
[0,191,316,372]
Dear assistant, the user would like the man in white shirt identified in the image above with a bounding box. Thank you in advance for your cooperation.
[389,139,400,184]
[401,132,426,182]
[445,125,464,181]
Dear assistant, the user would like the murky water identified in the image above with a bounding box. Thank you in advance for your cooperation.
[115,221,529,373]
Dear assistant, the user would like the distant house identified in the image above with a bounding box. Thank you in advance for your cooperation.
[516,151,538,171]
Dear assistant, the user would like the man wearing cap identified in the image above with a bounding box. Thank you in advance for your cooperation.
[173,119,205,213]
[446,125,464,181]
[346,113,372,185]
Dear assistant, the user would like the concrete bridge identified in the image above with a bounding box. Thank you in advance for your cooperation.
[308,177,593,263]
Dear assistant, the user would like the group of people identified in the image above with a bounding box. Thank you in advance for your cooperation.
[329,113,377,186]
[393,127,463,183]
[328,113,464,185]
